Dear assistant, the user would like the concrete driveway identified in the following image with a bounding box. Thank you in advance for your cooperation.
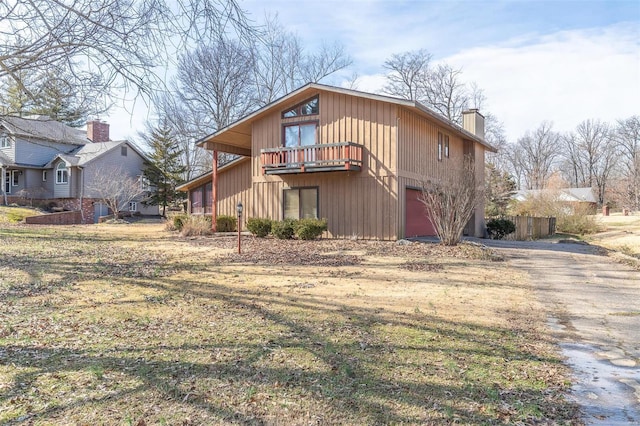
[477,238,640,425]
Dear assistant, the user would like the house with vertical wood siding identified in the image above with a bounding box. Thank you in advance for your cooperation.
[177,83,495,240]
[0,116,158,223]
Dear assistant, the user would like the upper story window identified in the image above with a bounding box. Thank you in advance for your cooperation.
[0,133,10,148]
[284,122,317,147]
[56,163,68,184]
[121,146,128,156]
[282,96,319,118]
[437,131,449,161]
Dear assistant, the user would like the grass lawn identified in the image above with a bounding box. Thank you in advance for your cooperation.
[0,222,580,425]
[587,213,640,260]
[0,206,41,223]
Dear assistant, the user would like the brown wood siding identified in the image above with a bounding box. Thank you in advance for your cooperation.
[250,174,398,240]
[251,90,398,179]
[216,159,252,229]
[247,89,400,239]
[396,107,465,182]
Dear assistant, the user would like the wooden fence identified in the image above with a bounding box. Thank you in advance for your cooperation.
[489,216,557,241]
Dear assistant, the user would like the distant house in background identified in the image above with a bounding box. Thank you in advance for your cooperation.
[514,187,598,213]
[178,83,495,240]
[0,116,158,223]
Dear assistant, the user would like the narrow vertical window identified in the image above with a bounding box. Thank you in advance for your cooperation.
[437,132,443,161]
[11,170,18,186]
[444,135,450,158]
[42,170,47,181]
[121,146,128,156]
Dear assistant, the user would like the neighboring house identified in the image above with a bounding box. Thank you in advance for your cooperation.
[0,116,158,223]
[177,83,495,240]
[514,187,598,213]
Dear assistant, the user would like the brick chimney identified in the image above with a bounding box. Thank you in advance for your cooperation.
[462,109,485,140]
[87,120,110,142]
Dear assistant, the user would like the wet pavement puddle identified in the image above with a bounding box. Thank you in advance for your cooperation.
[560,342,640,425]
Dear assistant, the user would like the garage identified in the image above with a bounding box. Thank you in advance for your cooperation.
[405,188,437,237]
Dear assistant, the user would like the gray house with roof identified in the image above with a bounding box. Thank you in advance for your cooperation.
[0,116,158,223]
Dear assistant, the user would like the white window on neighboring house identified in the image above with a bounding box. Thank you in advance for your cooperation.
[42,170,47,181]
[56,163,68,184]
[129,202,137,212]
[0,133,10,148]
[139,175,150,192]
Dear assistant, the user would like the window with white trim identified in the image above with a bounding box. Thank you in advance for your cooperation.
[129,202,137,212]
[0,133,9,148]
[11,170,18,186]
[42,170,47,181]
[56,163,68,184]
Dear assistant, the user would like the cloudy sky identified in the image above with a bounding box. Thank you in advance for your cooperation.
[109,0,639,144]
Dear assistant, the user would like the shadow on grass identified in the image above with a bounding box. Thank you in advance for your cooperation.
[0,229,582,424]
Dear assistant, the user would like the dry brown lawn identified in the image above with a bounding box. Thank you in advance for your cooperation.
[0,222,580,425]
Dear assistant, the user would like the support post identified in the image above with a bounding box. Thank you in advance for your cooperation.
[212,150,218,231]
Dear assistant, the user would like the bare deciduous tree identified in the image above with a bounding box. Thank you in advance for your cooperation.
[177,37,255,133]
[382,49,431,102]
[513,121,561,190]
[86,165,146,219]
[563,119,617,205]
[614,116,640,209]
[419,155,484,246]
[383,49,481,123]
[0,0,252,110]
[423,63,470,123]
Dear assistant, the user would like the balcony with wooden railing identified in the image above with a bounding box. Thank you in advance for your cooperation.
[260,142,363,175]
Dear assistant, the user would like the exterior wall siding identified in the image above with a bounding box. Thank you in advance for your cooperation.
[15,137,78,166]
[213,159,252,229]
[250,174,398,240]
[82,143,146,198]
[244,89,400,239]
[52,160,71,198]
[251,90,398,179]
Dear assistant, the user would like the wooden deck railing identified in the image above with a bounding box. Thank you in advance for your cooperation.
[260,142,363,174]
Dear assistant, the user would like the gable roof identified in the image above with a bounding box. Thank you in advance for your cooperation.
[197,83,497,156]
[46,140,149,168]
[0,115,88,146]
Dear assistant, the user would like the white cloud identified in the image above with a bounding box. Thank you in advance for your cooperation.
[444,22,640,141]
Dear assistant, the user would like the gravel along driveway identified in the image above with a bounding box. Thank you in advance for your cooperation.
[477,238,640,425]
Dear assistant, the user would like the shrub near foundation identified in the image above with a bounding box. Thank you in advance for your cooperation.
[181,215,212,236]
[246,218,272,237]
[216,215,237,232]
[295,218,328,240]
[271,219,296,239]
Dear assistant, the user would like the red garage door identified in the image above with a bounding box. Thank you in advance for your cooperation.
[405,188,436,237]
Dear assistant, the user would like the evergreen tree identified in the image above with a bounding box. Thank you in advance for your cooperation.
[0,72,35,116]
[485,162,517,217]
[30,72,92,127]
[143,123,186,216]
